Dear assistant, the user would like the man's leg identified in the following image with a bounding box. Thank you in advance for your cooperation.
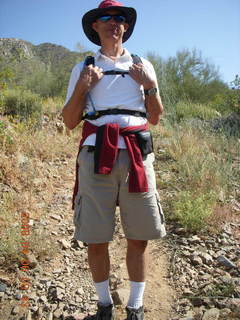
[88,243,114,307]
[88,243,110,282]
[126,239,148,309]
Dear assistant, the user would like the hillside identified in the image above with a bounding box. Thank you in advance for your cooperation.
[0,38,93,97]
[0,38,87,67]
[0,38,239,320]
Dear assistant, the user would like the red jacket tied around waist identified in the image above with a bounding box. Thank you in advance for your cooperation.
[72,121,149,210]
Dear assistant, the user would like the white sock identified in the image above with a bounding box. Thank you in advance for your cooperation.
[94,279,113,306]
[127,281,146,309]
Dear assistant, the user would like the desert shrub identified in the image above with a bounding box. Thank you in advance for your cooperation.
[0,119,15,149]
[153,121,238,232]
[1,88,42,122]
[0,194,22,264]
[173,191,216,232]
[42,96,64,117]
[175,101,220,121]
[147,49,228,110]
[210,75,240,116]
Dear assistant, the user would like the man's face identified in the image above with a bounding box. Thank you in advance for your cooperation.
[92,9,129,44]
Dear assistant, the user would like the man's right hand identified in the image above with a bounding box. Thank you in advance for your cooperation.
[79,64,104,91]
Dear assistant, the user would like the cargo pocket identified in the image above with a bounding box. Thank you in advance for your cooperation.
[155,192,165,224]
[73,195,82,226]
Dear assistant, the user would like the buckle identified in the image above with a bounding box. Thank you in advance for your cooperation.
[110,109,118,115]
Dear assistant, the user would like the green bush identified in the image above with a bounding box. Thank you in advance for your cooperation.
[210,91,240,116]
[175,101,220,121]
[173,191,216,232]
[147,49,228,108]
[1,88,42,122]
[0,119,14,149]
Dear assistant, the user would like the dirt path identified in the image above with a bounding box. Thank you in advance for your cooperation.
[44,179,176,319]
[108,232,175,320]
[1,132,176,320]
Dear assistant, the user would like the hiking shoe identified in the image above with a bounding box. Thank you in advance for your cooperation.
[87,303,115,320]
[125,306,144,320]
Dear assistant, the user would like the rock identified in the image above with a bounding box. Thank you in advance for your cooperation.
[24,253,38,269]
[182,288,194,296]
[190,254,203,266]
[14,293,22,300]
[26,310,32,320]
[191,297,204,307]
[200,253,213,265]
[91,294,98,301]
[58,239,71,249]
[0,273,11,285]
[11,305,20,315]
[0,257,6,264]
[202,308,220,320]
[226,298,240,312]
[47,312,53,320]
[53,309,63,318]
[76,287,84,295]
[0,282,7,292]
[219,308,231,318]
[112,288,129,305]
[217,255,236,269]
[50,214,62,221]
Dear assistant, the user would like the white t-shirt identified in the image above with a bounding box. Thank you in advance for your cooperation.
[64,48,157,148]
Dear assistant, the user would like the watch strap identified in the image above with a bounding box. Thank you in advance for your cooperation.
[144,87,158,96]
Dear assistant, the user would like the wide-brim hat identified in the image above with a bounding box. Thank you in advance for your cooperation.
[82,0,137,46]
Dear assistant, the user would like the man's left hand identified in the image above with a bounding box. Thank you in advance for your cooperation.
[129,63,156,90]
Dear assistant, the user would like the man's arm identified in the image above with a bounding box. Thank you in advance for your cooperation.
[129,63,163,126]
[143,84,163,126]
[62,65,103,130]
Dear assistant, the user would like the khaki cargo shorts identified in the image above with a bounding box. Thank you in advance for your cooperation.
[73,146,166,243]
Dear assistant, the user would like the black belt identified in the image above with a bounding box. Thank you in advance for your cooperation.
[82,109,147,120]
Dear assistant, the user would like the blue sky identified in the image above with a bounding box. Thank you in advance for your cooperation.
[0,0,239,85]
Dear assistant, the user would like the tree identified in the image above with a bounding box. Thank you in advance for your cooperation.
[147,49,228,106]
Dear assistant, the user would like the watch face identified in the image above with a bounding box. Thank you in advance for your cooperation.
[148,88,157,95]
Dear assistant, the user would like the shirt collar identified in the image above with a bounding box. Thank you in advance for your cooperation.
[95,48,132,63]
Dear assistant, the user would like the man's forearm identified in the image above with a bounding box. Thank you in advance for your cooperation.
[145,94,164,126]
[62,80,88,130]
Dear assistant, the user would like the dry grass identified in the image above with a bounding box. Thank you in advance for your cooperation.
[152,120,239,233]
[0,107,81,268]
[1,104,239,266]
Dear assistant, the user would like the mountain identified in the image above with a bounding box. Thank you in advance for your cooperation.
[0,37,91,67]
[0,38,93,96]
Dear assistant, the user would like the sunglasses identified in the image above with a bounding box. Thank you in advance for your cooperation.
[98,15,127,23]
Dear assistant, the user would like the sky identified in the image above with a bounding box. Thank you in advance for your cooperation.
[0,0,239,85]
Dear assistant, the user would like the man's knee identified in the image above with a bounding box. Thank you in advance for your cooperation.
[127,239,148,252]
[88,243,109,256]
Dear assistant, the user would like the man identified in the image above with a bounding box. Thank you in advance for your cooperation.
[62,1,166,319]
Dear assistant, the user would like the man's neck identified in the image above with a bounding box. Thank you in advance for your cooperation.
[100,44,124,60]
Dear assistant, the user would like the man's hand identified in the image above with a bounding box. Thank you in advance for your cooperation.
[79,64,104,91]
[129,63,156,89]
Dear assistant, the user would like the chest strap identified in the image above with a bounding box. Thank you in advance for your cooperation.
[82,108,147,120]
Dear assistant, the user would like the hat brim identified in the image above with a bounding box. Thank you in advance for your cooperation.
[82,6,137,46]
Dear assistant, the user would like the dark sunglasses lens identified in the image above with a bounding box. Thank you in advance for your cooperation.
[98,15,126,23]
[98,15,111,22]
[114,15,126,23]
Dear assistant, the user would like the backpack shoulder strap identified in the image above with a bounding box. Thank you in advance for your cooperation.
[84,55,95,66]
[131,54,142,65]
[85,54,141,66]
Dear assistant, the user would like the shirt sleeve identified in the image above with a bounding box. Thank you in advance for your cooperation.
[64,62,84,105]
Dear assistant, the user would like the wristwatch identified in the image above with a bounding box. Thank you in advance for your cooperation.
[144,87,158,96]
